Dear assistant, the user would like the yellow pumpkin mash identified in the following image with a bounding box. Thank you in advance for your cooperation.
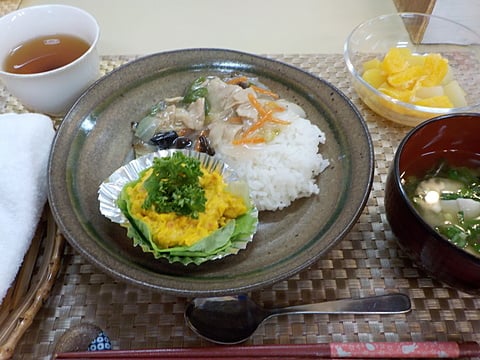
[126,168,247,249]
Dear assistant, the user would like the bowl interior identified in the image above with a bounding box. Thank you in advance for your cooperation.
[48,49,374,297]
[398,114,480,175]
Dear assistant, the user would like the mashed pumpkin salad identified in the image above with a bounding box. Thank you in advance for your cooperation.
[98,150,258,265]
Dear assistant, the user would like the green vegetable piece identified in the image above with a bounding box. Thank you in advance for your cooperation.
[142,152,206,218]
[436,211,480,251]
[437,223,468,248]
[149,100,167,116]
[183,77,210,114]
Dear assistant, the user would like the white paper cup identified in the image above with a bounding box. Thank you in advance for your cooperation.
[0,5,100,116]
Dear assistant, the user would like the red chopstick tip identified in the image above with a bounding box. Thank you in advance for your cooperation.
[459,342,480,357]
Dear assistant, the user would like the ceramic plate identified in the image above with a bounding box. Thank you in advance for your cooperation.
[48,49,374,297]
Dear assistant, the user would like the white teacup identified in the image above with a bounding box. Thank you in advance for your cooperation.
[0,5,100,116]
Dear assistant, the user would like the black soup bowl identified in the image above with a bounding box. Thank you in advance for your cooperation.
[385,113,480,294]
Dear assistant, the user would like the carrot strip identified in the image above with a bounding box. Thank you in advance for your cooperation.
[242,111,273,138]
[232,93,290,146]
[248,93,268,116]
[264,101,286,113]
[265,117,290,125]
[247,94,290,125]
[250,85,280,99]
[226,76,248,85]
[232,136,266,145]
[226,77,279,101]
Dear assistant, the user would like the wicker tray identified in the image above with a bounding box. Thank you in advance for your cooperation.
[3,1,480,359]
[2,46,480,358]
[4,54,478,359]
[0,207,64,359]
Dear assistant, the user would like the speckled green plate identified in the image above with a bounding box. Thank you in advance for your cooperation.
[48,48,374,297]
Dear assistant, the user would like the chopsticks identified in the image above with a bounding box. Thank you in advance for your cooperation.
[54,341,480,359]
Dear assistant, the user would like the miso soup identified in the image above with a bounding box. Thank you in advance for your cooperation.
[403,158,480,257]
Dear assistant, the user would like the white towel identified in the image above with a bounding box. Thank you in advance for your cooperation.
[0,113,55,304]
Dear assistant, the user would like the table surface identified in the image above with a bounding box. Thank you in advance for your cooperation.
[19,0,397,55]
[3,1,480,359]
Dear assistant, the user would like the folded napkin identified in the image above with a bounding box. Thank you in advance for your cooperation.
[0,113,55,304]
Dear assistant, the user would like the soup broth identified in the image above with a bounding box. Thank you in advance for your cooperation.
[3,34,90,74]
[403,155,480,257]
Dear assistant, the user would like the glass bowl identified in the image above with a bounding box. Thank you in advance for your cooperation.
[344,12,480,127]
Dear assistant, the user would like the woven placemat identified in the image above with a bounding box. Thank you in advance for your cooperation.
[1,53,477,359]
[0,1,19,15]
[3,4,480,359]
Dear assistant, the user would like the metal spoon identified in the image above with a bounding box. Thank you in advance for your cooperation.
[185,293,411,344]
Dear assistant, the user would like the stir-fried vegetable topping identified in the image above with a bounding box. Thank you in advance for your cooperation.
[131,75,299,157]
[233,93,290,145]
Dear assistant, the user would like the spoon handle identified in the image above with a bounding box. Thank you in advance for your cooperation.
[269,293,410,316]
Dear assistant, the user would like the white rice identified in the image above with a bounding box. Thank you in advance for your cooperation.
[210,106,329,211]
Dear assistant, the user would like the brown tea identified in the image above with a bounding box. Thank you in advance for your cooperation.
[3,34,90,74]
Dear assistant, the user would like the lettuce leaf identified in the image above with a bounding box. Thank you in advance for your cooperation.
[117,176,258,265]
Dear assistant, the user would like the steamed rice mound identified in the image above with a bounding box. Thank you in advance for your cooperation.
[210,107,329,211]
